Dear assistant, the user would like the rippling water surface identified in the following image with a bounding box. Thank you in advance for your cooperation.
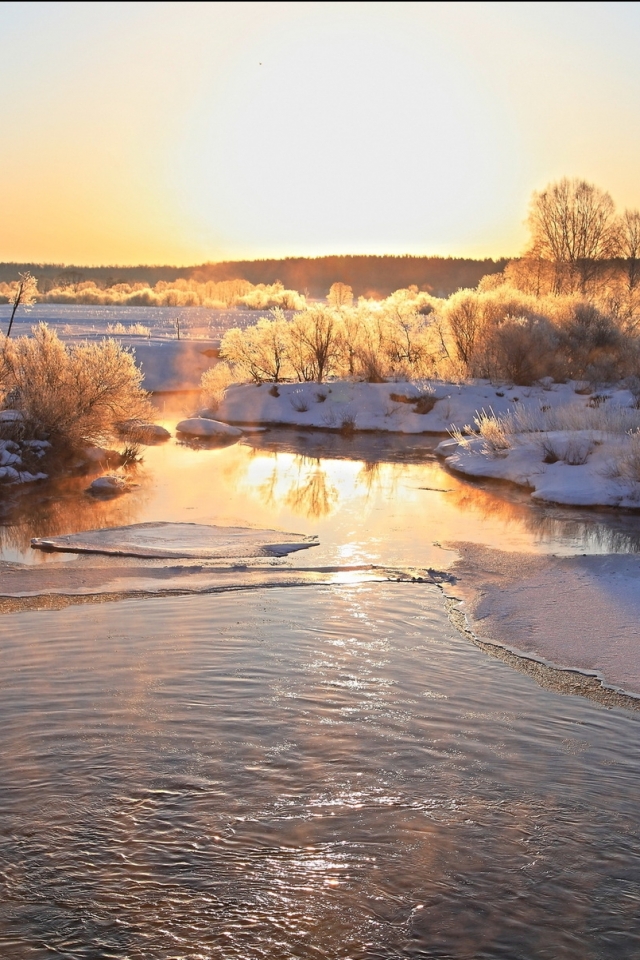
[2,417,640,957]
[2,584,640,959]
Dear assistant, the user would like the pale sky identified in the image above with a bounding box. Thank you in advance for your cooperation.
[2,1,640,265]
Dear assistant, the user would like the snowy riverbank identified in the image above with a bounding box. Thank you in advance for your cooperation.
[445,542,640,701]
[217,377,631,434]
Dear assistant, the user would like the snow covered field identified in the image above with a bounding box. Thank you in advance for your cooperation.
[0,303,257,391]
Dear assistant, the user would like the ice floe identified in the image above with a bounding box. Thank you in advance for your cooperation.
[31,521,318,559]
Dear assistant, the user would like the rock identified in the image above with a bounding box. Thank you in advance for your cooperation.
[176,418,243,439]
[117,420,171,443]
[87,475,129,497]
[81,446,123,466]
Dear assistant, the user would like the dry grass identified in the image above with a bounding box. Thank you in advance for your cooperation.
[606,430,640,483]
[289,391,310,413]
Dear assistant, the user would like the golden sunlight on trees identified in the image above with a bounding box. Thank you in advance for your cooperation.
[205,267,640,393]
[327,282,354,308]
[6,272,38,337]
[523,179,620,295]
[0,277,304,311]
[0,324,151,447]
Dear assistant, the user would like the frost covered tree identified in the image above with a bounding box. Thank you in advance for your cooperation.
[526,179,618,294]
[0,324,151,446]
[327,282,353,308]
[6,272,38,337]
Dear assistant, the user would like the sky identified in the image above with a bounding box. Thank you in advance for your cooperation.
[2,0,640,266]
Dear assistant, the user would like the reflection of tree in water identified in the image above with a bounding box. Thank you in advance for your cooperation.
[447,479,640,553]
[355,460,382,496]
[283,458,339,520]
[355,459,405,501]
[257,464,280,511]
[0,470,148,559]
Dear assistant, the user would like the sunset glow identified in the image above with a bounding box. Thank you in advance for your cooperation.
[2,1,640,264]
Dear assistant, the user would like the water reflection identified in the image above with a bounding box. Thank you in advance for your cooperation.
[3,425,640,565]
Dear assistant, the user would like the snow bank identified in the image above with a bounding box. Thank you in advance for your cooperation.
[440,429,640,508]
[217,379,634,435]
[31,521,319,559]
[447,543,640,698]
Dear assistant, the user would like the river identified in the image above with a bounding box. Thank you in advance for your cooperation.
[1,418,640,958]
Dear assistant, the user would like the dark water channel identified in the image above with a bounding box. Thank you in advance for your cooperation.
[2,424,640,957]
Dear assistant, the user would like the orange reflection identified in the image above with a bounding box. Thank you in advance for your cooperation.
[3,424,640,567]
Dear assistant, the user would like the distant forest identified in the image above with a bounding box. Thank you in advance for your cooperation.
[0,255,508,299]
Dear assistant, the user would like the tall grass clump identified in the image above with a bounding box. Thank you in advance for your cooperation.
[607,430,640,484]
[0,324,152,447]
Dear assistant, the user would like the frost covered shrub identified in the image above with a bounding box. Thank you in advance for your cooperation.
[237,282,306,311]
[540,435,594,465]
[481,315,558,385]
[0,324,151,447]
[34,277,297,310]
[220,311,292,383]
[200,362,237,410]
[436,282,640,384]
[553,302,620,374]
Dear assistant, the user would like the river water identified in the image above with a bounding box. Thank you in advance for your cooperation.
[1,422,640,958]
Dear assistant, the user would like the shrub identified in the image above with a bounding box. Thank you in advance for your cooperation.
[540,436,594,465]
[200,361,237,410]
[0,324,151,448]
[474,409,512,453]
[289,390,310,412]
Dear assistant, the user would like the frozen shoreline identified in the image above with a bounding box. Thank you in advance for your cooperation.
[444,542,640,701]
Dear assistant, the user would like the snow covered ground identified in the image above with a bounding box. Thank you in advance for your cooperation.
[446,543,640,699]
[437,430,640,508]
[217,378,621,434]
[0,303,259,391]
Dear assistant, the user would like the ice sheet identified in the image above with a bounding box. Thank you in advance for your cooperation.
[446,542,640,697]
[31,521,318,559]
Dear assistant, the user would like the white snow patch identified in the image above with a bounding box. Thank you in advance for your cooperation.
[217,379,630,436]
[87,475,130,497]
[176,417,243,439]
[441,429,640,508]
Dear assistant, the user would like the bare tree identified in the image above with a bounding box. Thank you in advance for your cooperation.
[619,209,640,293]
[6,272,38,337]
[527,178,618,294]
[289,307,340,382]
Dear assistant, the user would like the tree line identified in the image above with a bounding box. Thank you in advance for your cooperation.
[0,255,508,301]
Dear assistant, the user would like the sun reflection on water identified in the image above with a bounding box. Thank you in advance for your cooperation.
[3,423,640,565]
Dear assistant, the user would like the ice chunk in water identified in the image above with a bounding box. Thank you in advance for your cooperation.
[31,521,318,559]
